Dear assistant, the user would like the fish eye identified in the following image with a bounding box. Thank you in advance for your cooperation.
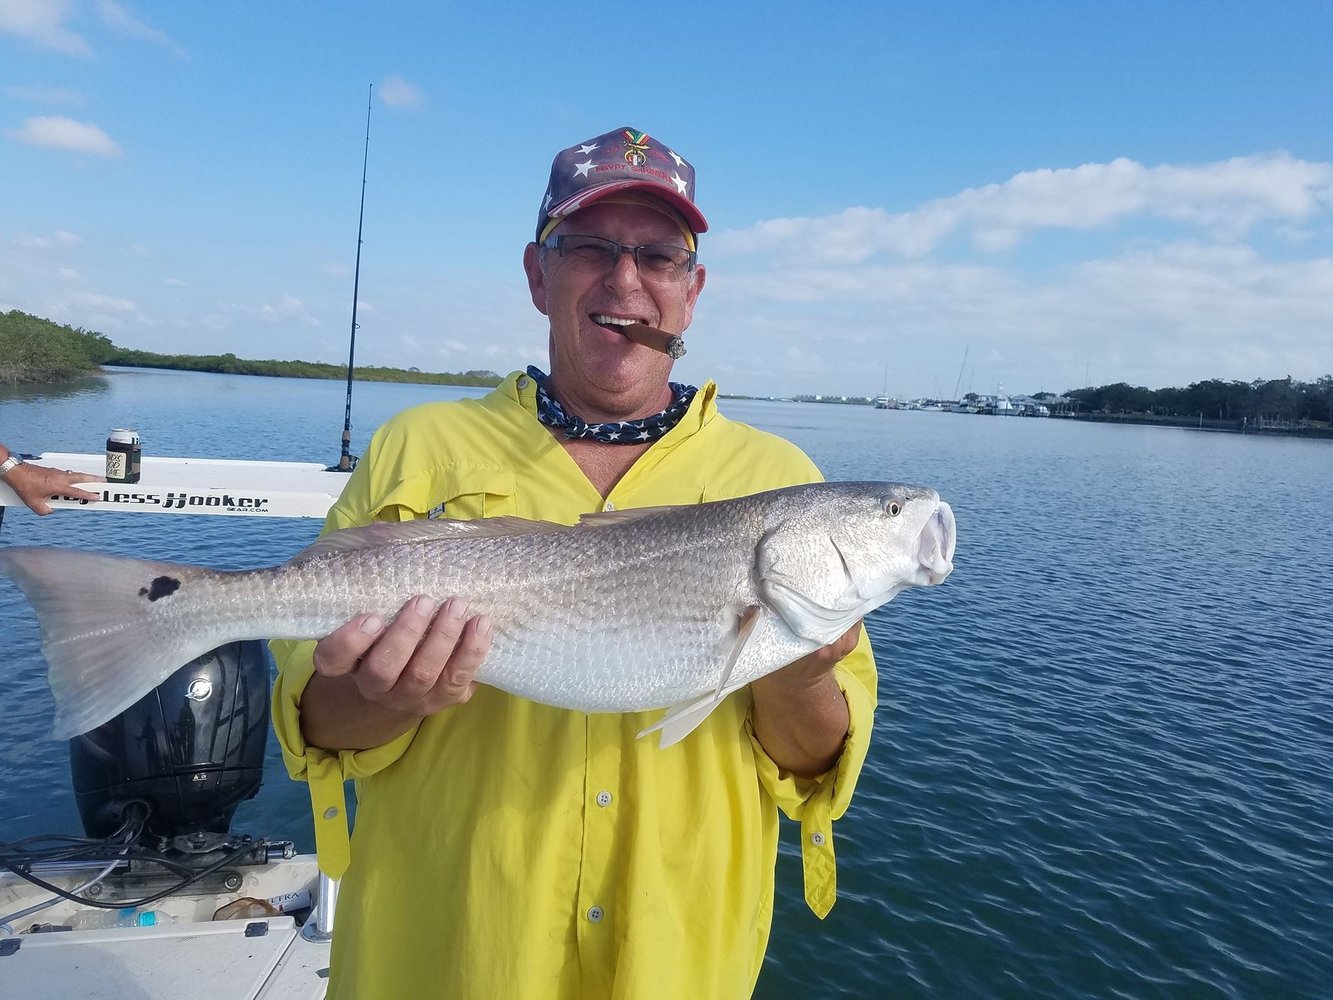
[883,499,902,517]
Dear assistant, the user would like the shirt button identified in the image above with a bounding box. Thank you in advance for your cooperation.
[517,376,530,389]
[595,790,612,807]
[604,501,616,511]
[587,906,604,923]
[811,832,826,847]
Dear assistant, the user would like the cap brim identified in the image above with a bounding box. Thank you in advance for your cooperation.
[546,180,709,235]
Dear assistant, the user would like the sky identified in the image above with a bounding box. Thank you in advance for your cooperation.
[2,1,1331,401]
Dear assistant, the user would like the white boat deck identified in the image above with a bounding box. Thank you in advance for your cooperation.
[1,856,331,999]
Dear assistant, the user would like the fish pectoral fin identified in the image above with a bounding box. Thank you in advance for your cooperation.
[640,693,724,748]
[638,605,763,749]
[638,684,747,748]
[290,515,569,562]
[714,604,760,699]
[761,578,864,646]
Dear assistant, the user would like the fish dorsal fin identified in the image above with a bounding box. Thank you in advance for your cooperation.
[638,605,762,748]
[577,504,680,527]
[289,516,568,563]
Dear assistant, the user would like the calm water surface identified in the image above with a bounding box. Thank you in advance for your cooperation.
[2,370,1329,999]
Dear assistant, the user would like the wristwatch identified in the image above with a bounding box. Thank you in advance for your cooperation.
[0,454,24,479]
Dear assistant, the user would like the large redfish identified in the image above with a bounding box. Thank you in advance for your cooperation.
[0,481,956,745]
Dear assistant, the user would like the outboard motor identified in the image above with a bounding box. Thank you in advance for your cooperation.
[68,640,271,843]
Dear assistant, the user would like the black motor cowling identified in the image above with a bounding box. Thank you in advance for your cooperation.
[68,640,271,842]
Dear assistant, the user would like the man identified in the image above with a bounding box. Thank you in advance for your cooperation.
[272,127,878,999]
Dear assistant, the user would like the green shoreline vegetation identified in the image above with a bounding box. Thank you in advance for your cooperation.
[0,310,502,389]
[3,309,1329,435]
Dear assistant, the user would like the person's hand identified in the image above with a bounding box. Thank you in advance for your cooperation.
[312,595,492,719]
[756,620,862,693]
[749,621,861,778]
[5,463,103,515]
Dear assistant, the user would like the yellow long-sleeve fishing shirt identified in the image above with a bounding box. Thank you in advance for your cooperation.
[271,372,878,999]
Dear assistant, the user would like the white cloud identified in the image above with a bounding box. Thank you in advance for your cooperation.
[6,115,122,156]
[0,0,91,56]
[715,153,1333,264]
[2,84,88,106]
[687,152,1333,395]
[94,0,185,56]
[14,228,82,249]
[70,290,137,312]
[700,239,1332,395]
[259,294,307,320]
[379,74,425,110]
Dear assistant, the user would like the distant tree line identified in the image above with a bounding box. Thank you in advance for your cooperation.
[0,309,114,383]
[0,310,502,388]
[103,348,502,387]
[1056,377,1333,424]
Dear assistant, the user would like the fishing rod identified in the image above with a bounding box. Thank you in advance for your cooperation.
[331,84,373,473]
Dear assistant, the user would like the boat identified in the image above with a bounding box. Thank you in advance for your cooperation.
[0,87,380,997]
[0,453,348,998]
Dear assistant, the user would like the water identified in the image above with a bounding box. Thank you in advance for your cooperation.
[2,370,1330,998]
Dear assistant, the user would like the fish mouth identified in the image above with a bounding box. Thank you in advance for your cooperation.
[916,501,956,584]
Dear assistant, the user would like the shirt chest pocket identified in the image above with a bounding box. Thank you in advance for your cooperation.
[370,466,518,523]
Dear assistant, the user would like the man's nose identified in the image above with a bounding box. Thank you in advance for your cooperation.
[603,247,644,289]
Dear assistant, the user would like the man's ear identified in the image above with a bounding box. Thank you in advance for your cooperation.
[523,242,549,316]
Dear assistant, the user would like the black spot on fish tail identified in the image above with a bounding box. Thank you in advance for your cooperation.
[138,575,182,602]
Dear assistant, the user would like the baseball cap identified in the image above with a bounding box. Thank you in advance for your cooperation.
[536,127,709,243]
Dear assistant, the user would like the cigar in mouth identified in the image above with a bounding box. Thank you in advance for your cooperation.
[621,323,686,359]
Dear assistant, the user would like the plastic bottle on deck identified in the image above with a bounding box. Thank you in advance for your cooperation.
[67,907,177,930]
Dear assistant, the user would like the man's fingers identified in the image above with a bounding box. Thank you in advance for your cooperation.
[310,595,491,716]
[830,621,862,657]
[312,612,386,678]
[354,595,437,695]
[425,612,492,707]
[397,597,469,693]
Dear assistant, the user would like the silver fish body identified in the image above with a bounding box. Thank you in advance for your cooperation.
[0,481,956,744]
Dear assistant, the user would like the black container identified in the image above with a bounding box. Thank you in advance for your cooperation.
[105,428,142,483]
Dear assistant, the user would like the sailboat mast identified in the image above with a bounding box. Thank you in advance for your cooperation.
[952,345,970,402]
[335,85,373,472]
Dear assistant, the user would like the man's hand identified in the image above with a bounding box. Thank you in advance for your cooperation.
[5,463,102,515]
[749,622,861,779]
[300,595,492,751]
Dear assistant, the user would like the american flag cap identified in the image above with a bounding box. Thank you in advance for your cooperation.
[537,127,708,242]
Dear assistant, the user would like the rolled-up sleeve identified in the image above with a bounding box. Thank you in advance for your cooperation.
[270,634,420,878]
[746,629,878,917]
[268,455,422,877]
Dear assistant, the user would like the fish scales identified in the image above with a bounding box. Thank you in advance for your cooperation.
[210,499,768,711]
[0,481,957,743]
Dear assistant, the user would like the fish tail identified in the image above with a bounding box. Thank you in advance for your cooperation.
[0,546,225,739]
